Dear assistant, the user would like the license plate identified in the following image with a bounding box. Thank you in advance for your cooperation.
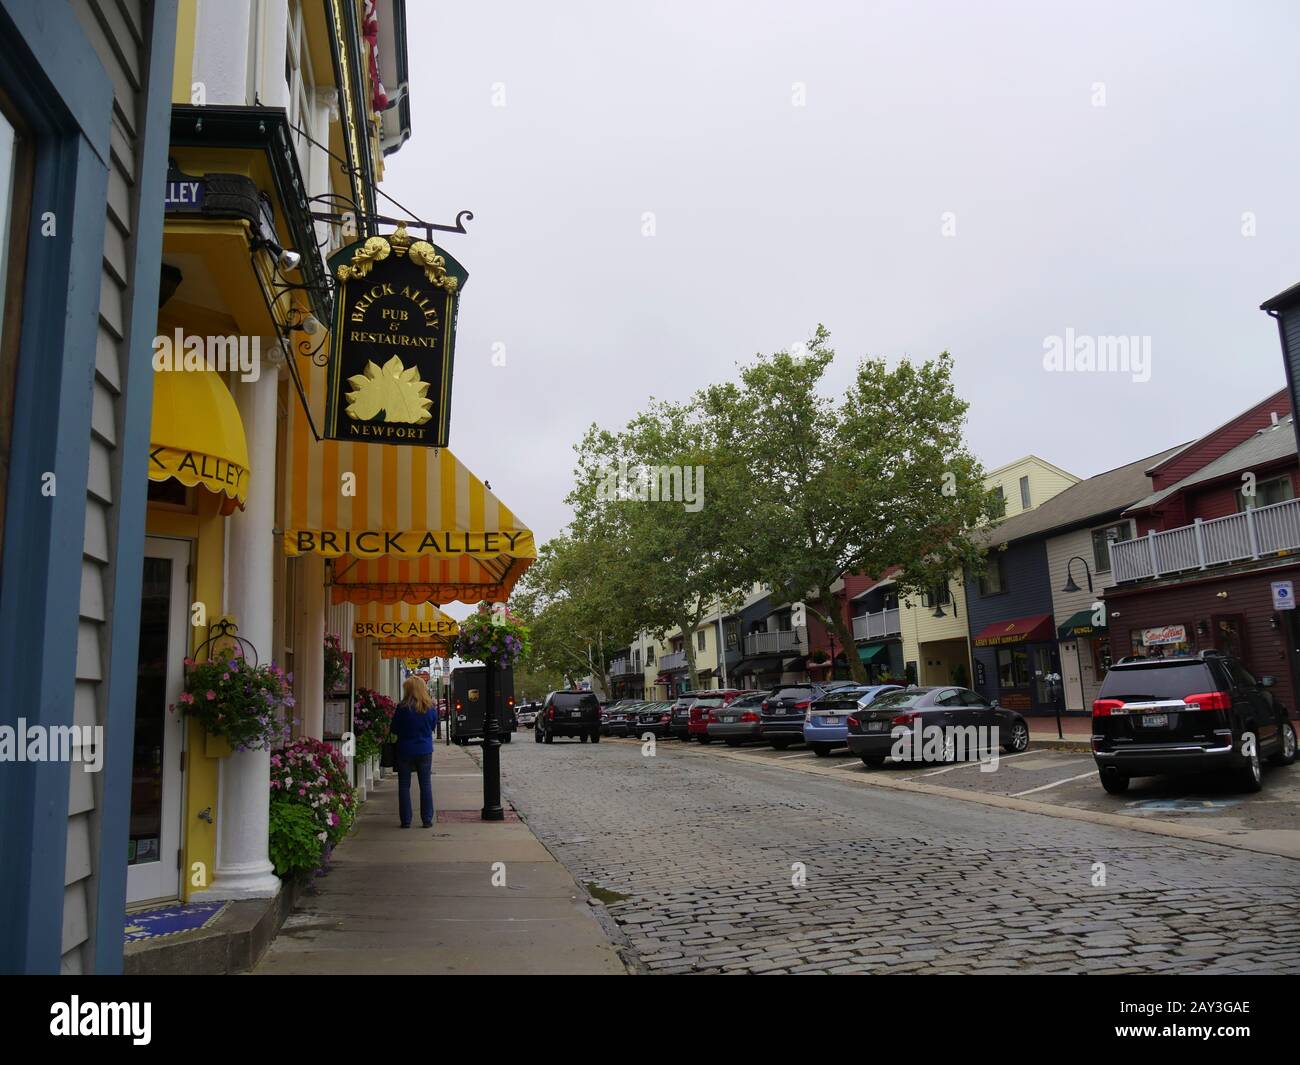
[821,716,840,726]
[570,710,581,718]
[867,721,886,732]
[1141,713,1169,728]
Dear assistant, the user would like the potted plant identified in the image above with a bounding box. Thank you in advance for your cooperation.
[353,687,396,765]
[269,737,357,879]
[172,652,294,756]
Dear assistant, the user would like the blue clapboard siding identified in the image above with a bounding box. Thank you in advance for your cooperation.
[965,539,1056,703]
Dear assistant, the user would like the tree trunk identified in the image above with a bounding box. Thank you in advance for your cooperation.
[681,617,700,691]
[818,591,866,684]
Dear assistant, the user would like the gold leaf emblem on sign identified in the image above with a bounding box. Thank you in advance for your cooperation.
[344,356,433,424]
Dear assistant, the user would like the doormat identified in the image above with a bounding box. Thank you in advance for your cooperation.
[124,901,229,944]
[437,808,520,823]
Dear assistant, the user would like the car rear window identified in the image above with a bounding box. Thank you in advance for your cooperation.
[552,693,598,709]
[867,690,927,709]
[1097,661,1217,701]
[730,694,766,708]
[773,687,813,700]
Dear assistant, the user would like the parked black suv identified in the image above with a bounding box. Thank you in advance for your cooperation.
[535,691,603,744]
[758,682,856,749]
[1092,651,1296,794]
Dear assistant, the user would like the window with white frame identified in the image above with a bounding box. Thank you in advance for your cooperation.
[285,0,316,191]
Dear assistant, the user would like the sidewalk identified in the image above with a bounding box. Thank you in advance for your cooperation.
[254,742,626,975]
[1027,713,1092,750]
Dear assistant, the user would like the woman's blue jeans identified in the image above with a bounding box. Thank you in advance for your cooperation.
[397,753,434,827]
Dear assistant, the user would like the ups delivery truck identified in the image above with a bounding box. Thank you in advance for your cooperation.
[448,664,517,744]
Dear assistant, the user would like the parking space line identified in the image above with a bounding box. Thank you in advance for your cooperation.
[919,750,1039,776]
[1010,770,1097,797]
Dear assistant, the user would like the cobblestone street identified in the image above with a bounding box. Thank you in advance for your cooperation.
[485,737,1300,975]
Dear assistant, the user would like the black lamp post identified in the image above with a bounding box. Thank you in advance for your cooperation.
[480,661,504,821]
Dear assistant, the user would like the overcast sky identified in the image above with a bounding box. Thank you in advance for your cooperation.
[382,0,1300,559]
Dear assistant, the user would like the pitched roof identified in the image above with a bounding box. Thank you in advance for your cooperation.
[979,444,1186,548]
[1124,415,1296,514]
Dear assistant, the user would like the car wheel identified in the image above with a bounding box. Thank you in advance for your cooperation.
[698,735,712,744]
[500,732,512,744]
[811,743,832,757]
[591,731,601,744]
[1269,721,1297,766]
[725,738,741,747]
[580,733,589,744]
[1238,744,1263,792]
[1100,772,1129,794]
[860,755,885,768]
[534,726,542,743]
[1003,721,1029,753]
[770,740,792,751]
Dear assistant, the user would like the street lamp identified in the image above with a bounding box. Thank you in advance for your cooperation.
[1062,556,1094,594]
[481,661,504,822]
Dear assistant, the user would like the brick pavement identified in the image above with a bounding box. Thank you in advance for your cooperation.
[481,737,1300,975]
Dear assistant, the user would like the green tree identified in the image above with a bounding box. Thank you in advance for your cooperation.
[700,326,998,683]
[512,535,637,699]
[567,399,750,691]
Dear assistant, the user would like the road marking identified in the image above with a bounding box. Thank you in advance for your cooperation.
[1010,771,1097,797]
[918,750,1040,776]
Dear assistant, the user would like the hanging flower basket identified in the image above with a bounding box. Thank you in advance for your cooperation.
[172,651,295,753]
[452,602,530,667]
[324,631,352,694]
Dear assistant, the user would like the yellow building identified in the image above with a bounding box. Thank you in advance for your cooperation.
[899,456,1079,686]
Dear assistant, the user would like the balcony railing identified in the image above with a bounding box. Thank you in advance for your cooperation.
[1111,497,1300,583]
[852,607,901,641]
[744,629,801,656]
[610,657,639,676]
[659,650,688,670]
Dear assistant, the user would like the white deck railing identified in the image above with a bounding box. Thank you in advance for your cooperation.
[851,607,901,641]
[1111,497,1300,582]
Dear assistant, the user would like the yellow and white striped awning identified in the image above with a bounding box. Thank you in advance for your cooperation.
[352,601,459,641]
[282,358,534,604]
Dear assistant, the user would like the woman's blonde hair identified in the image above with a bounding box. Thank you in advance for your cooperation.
[402,675,434,713]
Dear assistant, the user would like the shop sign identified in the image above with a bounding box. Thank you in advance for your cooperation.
[353,619,458,639]
[1141,624,1187,646]
[149,446,247,497]
[324,224,467,449]
[164,161,205,212]
[1272,580,1295,610]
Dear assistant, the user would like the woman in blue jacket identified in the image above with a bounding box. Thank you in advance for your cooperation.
[390,676,439,828]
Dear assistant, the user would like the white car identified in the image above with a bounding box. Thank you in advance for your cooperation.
[515,703,540,728]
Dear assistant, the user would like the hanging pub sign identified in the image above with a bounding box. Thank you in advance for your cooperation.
[324,223,468,448]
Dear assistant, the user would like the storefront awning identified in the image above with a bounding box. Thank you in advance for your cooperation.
[733,654,783,675]
[352,601,459,641]
[1057,610,1107,640]
[378,640,454,660]
[282,357,535,604]
[857,642,890,663]
[149,368,249,514]
[972,614,1055,648]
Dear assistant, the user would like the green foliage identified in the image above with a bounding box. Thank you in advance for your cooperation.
[268,800,324,879]
[700,326,997,680]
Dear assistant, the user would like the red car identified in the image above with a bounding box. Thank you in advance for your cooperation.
[688,689,758,742]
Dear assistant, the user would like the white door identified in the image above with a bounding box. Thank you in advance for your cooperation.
[126,537,190,905]
[1059,640,1084,711]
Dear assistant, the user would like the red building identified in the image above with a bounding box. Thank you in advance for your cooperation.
[1102,391,1300,717]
